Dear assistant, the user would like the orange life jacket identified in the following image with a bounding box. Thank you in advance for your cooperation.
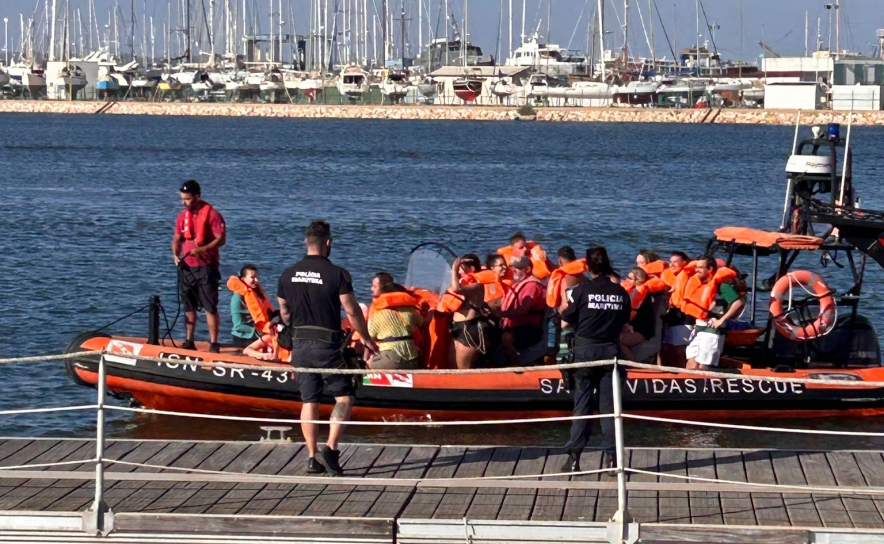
[470,270,511,303]
[661,268,677,288]
[546,259,587,308]
[640,260,667,277]
[369,291,422,313]
[498,242,555,280]
[668,262,698,309]
[182,201,216,245]
[226,275,276,336]
[621,276,668,319]
[680,267,738,320]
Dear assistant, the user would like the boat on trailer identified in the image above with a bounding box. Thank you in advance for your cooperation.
[66,120,884,421]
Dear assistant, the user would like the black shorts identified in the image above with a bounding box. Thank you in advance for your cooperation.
[291,339,356,403]
[178,265,220,314]
[511,324,544,350]
[450,318,490,349]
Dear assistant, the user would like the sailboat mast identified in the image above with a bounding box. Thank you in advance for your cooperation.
[520,0,525,41]
[49,0,57,61]
[597,0,604,75]
[621,0,628,63]
[508,0,512,57]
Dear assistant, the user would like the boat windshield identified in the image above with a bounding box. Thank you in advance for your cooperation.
[405,243,455,297]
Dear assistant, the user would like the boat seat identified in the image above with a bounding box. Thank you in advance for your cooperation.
[629,294,668,363]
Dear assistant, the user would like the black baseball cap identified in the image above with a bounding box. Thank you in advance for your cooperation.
[180,179,201,195]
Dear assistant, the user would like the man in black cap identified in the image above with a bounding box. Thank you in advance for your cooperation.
[172,180,226,353]
[277,220,377,476]
[560,246,631,472]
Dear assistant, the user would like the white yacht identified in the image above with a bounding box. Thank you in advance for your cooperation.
[336,63,370,101]
[505,31,590,77]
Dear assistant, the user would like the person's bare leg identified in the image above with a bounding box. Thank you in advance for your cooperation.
[685,358,699,370]
[206,311,220,343]
[454,342,479,369]
[184,311,197,341]
[327,396,353,450]
[301,403,320,457]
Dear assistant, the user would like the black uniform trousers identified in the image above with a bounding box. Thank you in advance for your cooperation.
[563,342,624,457]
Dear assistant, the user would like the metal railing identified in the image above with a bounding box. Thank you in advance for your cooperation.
[3,350,884,541]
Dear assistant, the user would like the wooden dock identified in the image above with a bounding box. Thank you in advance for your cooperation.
[2,437,884,542]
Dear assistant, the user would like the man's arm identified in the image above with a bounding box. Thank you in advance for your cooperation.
[560,287,580,328]
[277,297,291,326]
[342,292,378,355]
[192,231,226,258]
[711,298,746,329]
[172,231,183,265]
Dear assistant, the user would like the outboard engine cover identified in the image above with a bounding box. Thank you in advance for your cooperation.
[772,314,881,366]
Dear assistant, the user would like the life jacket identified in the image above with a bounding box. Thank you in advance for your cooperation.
[680,267,739,320]
[226,275,275,336]
[498,242,555,280]
[369,291,422,314]
[182,201,216,245]
[661,268,677,288]
[546,259,587,308]
[668,262,698,309]
[640,260,667,278]
[620,276,668,319]
[501,275,546,328]
[470,270,511,303]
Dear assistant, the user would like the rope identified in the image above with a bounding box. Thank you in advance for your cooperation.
[0,405,98,417]
[625,467,884,496]
[0,350,103,365]
[105,405,612,426]
[10,349,884,387]
[131,353,617,375]
[624,413,884,437]
[104,458,614,482]
[0,459,96,471]
[95,303,151,332]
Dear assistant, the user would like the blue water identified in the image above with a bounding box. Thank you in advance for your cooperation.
[2,113,884,449]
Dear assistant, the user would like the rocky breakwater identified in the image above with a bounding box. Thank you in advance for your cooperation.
[3,100,884,125]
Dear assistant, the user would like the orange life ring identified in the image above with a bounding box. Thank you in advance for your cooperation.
[769,270,836,341]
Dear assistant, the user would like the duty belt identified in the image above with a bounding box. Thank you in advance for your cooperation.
[573,337,617,347]
[291,326,344,345]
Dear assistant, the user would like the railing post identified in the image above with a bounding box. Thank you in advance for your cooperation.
[607,359,638,544]
[85,355,113,535]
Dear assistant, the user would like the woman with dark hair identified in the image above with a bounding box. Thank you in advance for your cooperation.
[228,264,274,348]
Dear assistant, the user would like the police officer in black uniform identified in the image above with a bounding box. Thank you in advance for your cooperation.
[277,220,378,476]
[560,246,631,472]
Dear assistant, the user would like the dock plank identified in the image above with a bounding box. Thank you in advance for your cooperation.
[113,442,222,513]
[335,445,411,518]
[686,449,722,524]
[201,442,288,515]
[771,451,822,527]
[432,447,494,519]
[0,440,89,509]
[399,447,465,519]
[367,446,437,518]
[742,450,790,527]
[626,448,659,524]
[301,445,384,517]
[498,447,546,521]
[827,451,883,528]
[169,442,254,514]
[466,447,520,520]
[559,450,604,521]
[715,450,756,526]
[269,445,360,516]
[798,451,852,528]
[657,449,690,524]
[530,449,568,521]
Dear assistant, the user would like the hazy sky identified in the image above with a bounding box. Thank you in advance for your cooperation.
[1,0,882,61]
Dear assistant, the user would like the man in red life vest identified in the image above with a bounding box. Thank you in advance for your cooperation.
[172,180,226,353]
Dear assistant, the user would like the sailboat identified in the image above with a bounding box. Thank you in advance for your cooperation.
[452,0,483,103]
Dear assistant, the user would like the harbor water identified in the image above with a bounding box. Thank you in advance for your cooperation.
[2,113,884,450]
